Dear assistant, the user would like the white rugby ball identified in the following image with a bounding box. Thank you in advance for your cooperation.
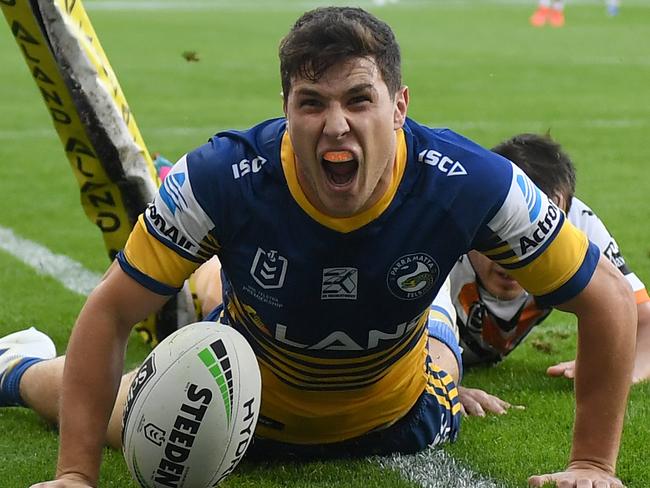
[122,321,261,488]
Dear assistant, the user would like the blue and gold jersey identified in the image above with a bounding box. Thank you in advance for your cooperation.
[118,117,598,444]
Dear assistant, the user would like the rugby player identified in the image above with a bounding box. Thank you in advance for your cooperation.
[454,134,650,417]
[1,7,634,488]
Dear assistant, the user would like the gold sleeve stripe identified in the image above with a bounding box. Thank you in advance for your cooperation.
[429,308,453,325]
[280,129,407,233]
[481,243,512,257]
[123,216,202,289]
[505,221,589,296]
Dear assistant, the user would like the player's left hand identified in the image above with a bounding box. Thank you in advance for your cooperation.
[458,386,524,416]
[546,359,576,380]
[528,466,625,487]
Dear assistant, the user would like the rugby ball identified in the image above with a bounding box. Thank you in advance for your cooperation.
[122,321,261,487]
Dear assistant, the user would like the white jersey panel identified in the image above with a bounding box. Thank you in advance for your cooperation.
[486,164,562,262]
[145,154,216,258]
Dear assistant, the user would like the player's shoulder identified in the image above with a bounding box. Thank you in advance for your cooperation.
[403,119,520,228]
[404,119,513,183]
[185,117,286,179]
[567,196,612,244]
[567,197,600,227]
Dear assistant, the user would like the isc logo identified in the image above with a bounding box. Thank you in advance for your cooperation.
[231,156,267,179]
[418,149,467,176]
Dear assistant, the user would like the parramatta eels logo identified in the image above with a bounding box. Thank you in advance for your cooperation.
[387,253,439,300]
[197,339,234,425]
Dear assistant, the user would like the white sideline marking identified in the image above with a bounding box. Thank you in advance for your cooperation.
[377,450,505,488]
[0,225,499,487]
[1,118,646,141]
[0,225,101,296]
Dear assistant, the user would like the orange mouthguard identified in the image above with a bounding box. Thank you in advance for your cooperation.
[322,150,353,163]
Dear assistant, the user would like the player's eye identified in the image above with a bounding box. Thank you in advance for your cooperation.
[349,95,371,105]
[299,98,322,108]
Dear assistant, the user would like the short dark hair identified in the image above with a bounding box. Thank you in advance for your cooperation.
[279,7,402,104]
[492,133,576,211]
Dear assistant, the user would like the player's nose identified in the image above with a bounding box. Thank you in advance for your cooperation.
[322,104,350,139]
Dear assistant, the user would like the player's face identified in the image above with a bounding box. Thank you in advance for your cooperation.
[468,250,525,301]
[284,56,408,217]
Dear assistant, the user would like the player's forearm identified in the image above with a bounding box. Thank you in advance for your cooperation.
[55,293,132,484]
[568,262,636,471]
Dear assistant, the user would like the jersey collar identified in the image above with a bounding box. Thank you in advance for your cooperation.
[280,129,407,233]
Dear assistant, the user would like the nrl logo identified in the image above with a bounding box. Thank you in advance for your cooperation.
[250,248,288,289]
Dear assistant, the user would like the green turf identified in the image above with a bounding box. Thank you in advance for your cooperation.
[1,0,649,486]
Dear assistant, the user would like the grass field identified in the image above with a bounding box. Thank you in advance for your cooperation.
[1,0,649,486]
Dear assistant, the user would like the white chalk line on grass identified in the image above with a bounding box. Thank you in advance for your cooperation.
[0,225,101,296]
[1,118,646,141]
[377,450,506,488]
[0,224,503,488]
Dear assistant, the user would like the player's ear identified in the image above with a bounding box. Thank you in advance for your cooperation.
[552,192,567,212]
[393,85,409,129]
[281,91,287,115]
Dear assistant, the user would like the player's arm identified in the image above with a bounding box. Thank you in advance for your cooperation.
[528,254,635,487]
[547,199,650,385]
[470,159,634,484]
[547,298,650,385]
[34,264,170,487]
[426,277,461,383]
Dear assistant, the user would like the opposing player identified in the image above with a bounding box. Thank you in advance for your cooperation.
[8,7,634,488]
[455,133,650,417]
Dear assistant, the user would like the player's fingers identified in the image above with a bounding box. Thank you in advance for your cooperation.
[483,396,510,415]
[462,398,486,417]
[527,474,553,487]
[547,360,574,377]
[563,367,575,379]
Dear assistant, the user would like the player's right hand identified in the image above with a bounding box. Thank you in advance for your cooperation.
[546,359,576,380]
[458,386,524,416]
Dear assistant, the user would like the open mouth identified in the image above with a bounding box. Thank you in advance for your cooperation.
[321,150,358,187]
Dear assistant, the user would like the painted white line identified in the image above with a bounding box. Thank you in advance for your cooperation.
[377,450,506,488]
[1,118,646,141]
[0,225,101,296]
